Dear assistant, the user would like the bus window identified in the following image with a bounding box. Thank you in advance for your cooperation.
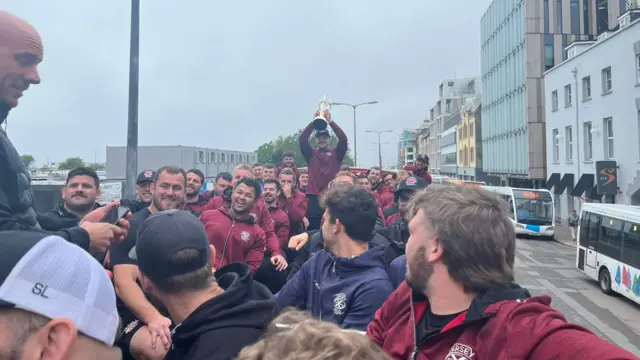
[622,222,640,269]
[598,216,623,259]
[586,212,601,249]
[505,196,515,219]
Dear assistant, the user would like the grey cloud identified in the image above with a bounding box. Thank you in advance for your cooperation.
[5,0,491,168]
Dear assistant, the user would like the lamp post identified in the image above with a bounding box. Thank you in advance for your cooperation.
[366,130,393,168]
[331,101,379,166]
[124,0,140,200]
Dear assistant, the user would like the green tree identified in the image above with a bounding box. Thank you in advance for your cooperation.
[20,154,35,169]
[58,157,85,170]
[256,128,354,167]
[87,163,106,171]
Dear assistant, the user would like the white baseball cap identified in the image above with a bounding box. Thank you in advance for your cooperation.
[0,232,119,346]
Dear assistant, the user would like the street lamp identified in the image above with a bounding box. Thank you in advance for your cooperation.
[366,130,393,168]
[332,101,379,167]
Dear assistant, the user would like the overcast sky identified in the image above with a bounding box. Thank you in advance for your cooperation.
[5,0,491,168]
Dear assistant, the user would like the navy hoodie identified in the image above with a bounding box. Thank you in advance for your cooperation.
[275,245,393,331]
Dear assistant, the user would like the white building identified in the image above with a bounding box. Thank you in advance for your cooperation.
[543,8,640,221]
[106,145,256,181]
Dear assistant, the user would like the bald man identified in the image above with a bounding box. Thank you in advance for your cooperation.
[0,11,126,257]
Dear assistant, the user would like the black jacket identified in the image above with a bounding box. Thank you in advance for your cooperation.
[38,201,102,232]
[0,125,90,250]
[118,198,150,214]
[376,217,410,262]
[165,262,278,360]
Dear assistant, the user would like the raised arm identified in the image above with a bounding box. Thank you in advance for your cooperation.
[299,122,314,163]
[329,120,348,162]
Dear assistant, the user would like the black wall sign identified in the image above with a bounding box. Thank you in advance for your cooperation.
[595,161,617,195]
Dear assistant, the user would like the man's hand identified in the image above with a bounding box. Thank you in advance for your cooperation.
[282,183,293,198]
[270,255,288,272]
[80,200,130,242]
[302,217,309,230]
[81,222,122,255]
[288,232,309,251]
[146,315,172,350]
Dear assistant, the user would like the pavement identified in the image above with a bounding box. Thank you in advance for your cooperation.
[516,237,640,355]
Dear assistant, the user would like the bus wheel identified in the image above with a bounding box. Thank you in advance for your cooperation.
[599,268,612,295]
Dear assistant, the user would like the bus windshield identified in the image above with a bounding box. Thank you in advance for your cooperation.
[512,190,554,225]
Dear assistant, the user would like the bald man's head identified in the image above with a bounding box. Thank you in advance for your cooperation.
[0,11,43,118]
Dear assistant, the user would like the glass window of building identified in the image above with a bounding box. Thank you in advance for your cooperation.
[597,0,609,34]
[544,0,550,33]
[557,0,563,33]
[570,0,580,34]
[583,0,591,33]
[544,34,554,70]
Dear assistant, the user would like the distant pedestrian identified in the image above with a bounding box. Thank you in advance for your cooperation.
[568,209,579,241]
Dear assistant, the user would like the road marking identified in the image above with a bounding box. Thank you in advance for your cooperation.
[527,271,540,276]
[520,284,577,293]
[537,279,640,354]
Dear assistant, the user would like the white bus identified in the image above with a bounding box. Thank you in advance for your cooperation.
[480,186,555,238]
[576,203,640,303]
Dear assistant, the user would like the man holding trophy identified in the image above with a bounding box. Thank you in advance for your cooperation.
[299,97,349,230]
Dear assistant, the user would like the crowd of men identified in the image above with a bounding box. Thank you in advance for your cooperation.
[1,9,639,360]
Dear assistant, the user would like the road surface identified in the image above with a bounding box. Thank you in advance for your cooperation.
[516,237,640,355]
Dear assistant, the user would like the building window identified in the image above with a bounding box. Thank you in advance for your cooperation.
[445,99,452,114]
[544,0,550,33]
[407,147,414,153]
[470,146,474,163]
[596,0,609,34]
[557,0,563,33]
[604,117,614,159]
[565,126,573,161]
[620,0,628,13]
[601,66,612,93]
[551,90,559,110]
[570,0,580,34]
[636,55,640,83]
[221,153,226,163]
[582,76,591,99]
[564,84,572,106]
[199,151,204,163]
[638,111,640,159]
[545,44,554,70]
[583,0,591,33]
[553,128,560,162]
[584,122,593,160]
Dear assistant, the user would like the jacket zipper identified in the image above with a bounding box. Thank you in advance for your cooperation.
[220,220,236,268]
[319,260,338,322]
[410,297,419,360]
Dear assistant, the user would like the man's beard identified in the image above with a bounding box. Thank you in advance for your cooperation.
[153,195,183,211]
[406,245,433,295]
[66,198,95,215]
[0,102,11,125]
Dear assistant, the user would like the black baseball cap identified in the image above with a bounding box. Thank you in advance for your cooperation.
[136,170,156,185]
[129,210,210,282]
[315,129,330,138]
[395,176,428,195]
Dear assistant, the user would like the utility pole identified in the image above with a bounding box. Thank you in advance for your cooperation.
[366,130,392,168]
[332,101,379,166]
[125,0,140,199]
